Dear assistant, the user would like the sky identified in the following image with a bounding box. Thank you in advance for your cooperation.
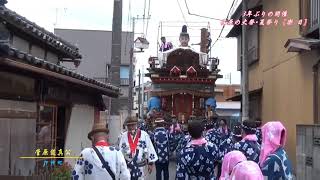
[6,0,241,85]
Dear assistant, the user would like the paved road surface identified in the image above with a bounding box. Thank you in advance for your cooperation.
[145,160,177,180]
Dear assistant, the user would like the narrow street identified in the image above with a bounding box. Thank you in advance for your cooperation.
[147,160,177,179]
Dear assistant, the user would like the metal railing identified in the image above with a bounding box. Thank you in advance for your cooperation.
[120,78,129,86]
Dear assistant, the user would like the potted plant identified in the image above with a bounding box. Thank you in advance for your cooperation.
[50,162,72,180]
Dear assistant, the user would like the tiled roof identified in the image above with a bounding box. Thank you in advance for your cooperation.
[0,43,120,97]
[0,5,82,59]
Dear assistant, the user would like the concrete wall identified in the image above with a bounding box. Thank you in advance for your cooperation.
[108,110,128,146]
[64,104,94,166]
[12,35,29,53]
[54,29,133,78]
[120,86,129,97]
[248,0,320,170]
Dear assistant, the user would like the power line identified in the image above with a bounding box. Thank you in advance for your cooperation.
[142,0,147,36]
[145,0,151,38]
[176,0,189,27]
[184,0,224,21]
[210,0,236,48]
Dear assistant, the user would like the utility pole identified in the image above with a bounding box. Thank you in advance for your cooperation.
[110,0,122,115]
[241,0,249,121]
[138,69,141,118]
[128,17,149,116]
[128,17,135,116]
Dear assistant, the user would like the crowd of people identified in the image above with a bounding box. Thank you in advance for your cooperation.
[71,114,293,180]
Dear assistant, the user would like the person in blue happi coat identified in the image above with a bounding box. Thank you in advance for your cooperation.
[216,122,242,179]
[205,116,221,147]
[176,120,219,180]
[255,118,262,145]
[219,122,243,160]
[217,119,231,140]
[175,121,191,158]
[259,121,293,180]
[152,118,173,180]
[168,115,184,159]
[233,120,261,163]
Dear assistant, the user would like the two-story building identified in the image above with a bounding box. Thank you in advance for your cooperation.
[227,0,320,171]
[0,1,120,177]
[54,29,134,113]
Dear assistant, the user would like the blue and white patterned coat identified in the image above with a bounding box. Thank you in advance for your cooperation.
[72,146,131,180]
[261,147,293,180]
[205,128,221,147]
[176,141,219,180]
[152,127,173,163]
[256,128,262,145]
[233,139,261,163]
[119,130,158,180]
[218,136,235,161]
[175,133,191,157]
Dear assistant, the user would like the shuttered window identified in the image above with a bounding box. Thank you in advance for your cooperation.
[300,0,320,38]
[237,24,259,70]
[247,24,259,65]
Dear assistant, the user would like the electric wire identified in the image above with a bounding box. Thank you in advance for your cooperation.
[210,0,236,49]
[184,0,224,21]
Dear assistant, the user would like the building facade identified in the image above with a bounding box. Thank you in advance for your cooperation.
[227,0,320,171]
[54,29,134,113]
[215,84,241,118]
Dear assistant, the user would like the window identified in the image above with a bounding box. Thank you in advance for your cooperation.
[36,104,57,173]
[120,66,130,86]
[237,8,261,70]
[120,66,129,79]
[249,92,262,119]
[300,0,320,38]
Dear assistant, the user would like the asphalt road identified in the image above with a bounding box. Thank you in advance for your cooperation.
[145,160,177,180]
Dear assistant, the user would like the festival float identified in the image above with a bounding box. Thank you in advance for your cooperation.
[146,25,222,127]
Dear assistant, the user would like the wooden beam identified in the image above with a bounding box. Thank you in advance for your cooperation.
[0,58,119,97]
[0,109,37,119]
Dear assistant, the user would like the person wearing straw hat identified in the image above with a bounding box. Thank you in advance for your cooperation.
[71,117,130,180]
[152,117,173,180]
[232,120,261,163]
[119,116,158,180]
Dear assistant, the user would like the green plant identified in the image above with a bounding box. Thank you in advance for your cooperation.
[50,162,72,180]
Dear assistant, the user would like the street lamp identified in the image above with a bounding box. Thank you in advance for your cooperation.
[134,37,150,51]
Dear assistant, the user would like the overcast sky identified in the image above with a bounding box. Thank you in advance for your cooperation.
[6,0,241,84]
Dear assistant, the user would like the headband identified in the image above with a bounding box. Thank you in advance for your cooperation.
[241,123,256,131]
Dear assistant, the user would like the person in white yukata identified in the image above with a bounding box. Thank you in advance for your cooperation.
[176,120,219,180]
[119,116,158,180]
[71,119,131,180]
